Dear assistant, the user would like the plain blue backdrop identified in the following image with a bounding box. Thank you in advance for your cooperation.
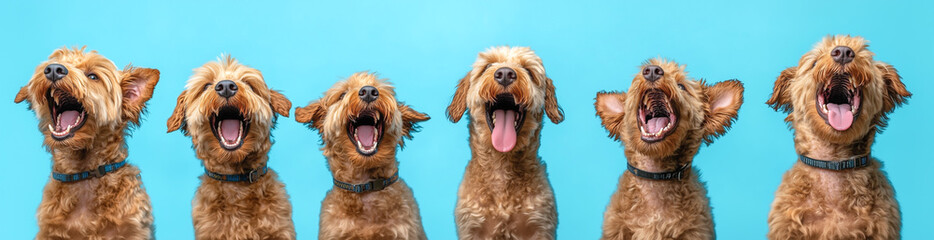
[1,0,931,239]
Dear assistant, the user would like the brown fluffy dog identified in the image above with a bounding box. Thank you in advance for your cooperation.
[167,56,295,240]
[595,58,743,239]
[295,72,430,239]
[14,47,159,239]
[766,36,910,239]
[447,46,564,239]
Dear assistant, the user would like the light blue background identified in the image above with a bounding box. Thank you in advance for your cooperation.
[2,0,931,239]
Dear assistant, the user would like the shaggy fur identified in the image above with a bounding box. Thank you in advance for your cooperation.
[295,72,430,240]
[447,46,565,239]
[14,47,158,239]
[167,56,295,240]
[595,58,744,240]
[766,36,910,239]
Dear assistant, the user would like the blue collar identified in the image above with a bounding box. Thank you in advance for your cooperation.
[799,154,871,171]
[204,165,267,184]
[333,171,399,193]
[52,159,127,182]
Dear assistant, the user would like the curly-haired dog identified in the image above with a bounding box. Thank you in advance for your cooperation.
[295,72,430,240]
[447,46,565,239]
[167,56,295,240]
[595,58,743,240]
[14,47,159,239]
[766,36,910,239]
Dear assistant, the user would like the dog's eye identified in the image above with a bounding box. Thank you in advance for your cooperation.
[678,83,686,90]
[87,73,99,80]
[338,93,346,100]
[202,83,212,91]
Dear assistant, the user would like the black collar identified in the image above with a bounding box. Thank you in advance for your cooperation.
[52,159,127,182]
[333,171,399,193]
[204,164,267,183]
[627,162,690,180]
[798,154,870,171]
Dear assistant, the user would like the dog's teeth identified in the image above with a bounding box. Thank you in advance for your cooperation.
[48,124,55,133]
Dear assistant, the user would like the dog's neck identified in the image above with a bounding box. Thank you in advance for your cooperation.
[50,126,128,174]
[794,129,873,161]
[329,154,399,185]
[198,138,271,175]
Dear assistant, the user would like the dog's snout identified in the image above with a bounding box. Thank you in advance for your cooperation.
[44,64,68,82]
[642,65,663,82]
[358,86,379,103]
[215,80,238,98]
[831,46,855,64]
[494,67,517,86]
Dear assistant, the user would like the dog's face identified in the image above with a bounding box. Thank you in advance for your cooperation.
[767,36,911,143]
[595,59,743,158]
[447,46,564,153]
[167,56,291,161]
[15,47,159,150]
[296,72,429,167]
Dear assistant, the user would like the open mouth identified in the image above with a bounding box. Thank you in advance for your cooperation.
[638,89,678,143]
[210,106,250,151]
[817,74,861,131]
[485,93,526,152]
[45,88,86,141]
[347,111,384,156]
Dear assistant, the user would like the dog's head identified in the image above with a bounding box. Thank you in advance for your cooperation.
[295,72,429,167]
[167,56,291,162]
[767,36,910,143]
[595,58,743,158]
[447,46,564,153]
[15,47,159,150]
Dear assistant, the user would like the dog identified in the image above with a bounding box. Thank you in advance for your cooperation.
[166,55,295,239]
[446,46,564,239]
[14,47,159,239]
[295,72,430,239]
[595,58,744,239]
[765,35,910,239]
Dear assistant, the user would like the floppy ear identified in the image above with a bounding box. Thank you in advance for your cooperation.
[544,77,564,124]
[121,67,160,125]
[446,71,471,123]
[295,101,327,130]
[398,103,430,147]
[766,67,795,113]
[269,90,292,117]
[166,91,189,133]
[875,62,911,114]
[594,91,627,141]
[15,86,29,103]
[702,79,744,144]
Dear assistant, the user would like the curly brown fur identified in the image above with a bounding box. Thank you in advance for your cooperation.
[167,56,295,240]
[14,47,158,239]
[595,58,743,240]
[766,36,910,239]
[295,72,430,239]
[447,46,564,240]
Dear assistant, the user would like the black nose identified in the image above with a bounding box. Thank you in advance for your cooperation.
[358,86,379,103]
[642,65,663,82]
[494,67,516,86]
[44,64,68,82]
[831,46,855,64]
[215,80,238,98]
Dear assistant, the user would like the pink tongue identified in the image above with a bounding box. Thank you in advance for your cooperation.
[491,110,517,152]
[57,110,80,130]
[356,125,376,148]
[644,117,670,134]
[826,103,853,131]
[220,119,241,142]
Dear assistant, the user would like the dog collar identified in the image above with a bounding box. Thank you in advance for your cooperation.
[333,171,399,193]
[52,159,127,182]
[799,154,870,171]
[627,162,690,180]
[204,165,267,183]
